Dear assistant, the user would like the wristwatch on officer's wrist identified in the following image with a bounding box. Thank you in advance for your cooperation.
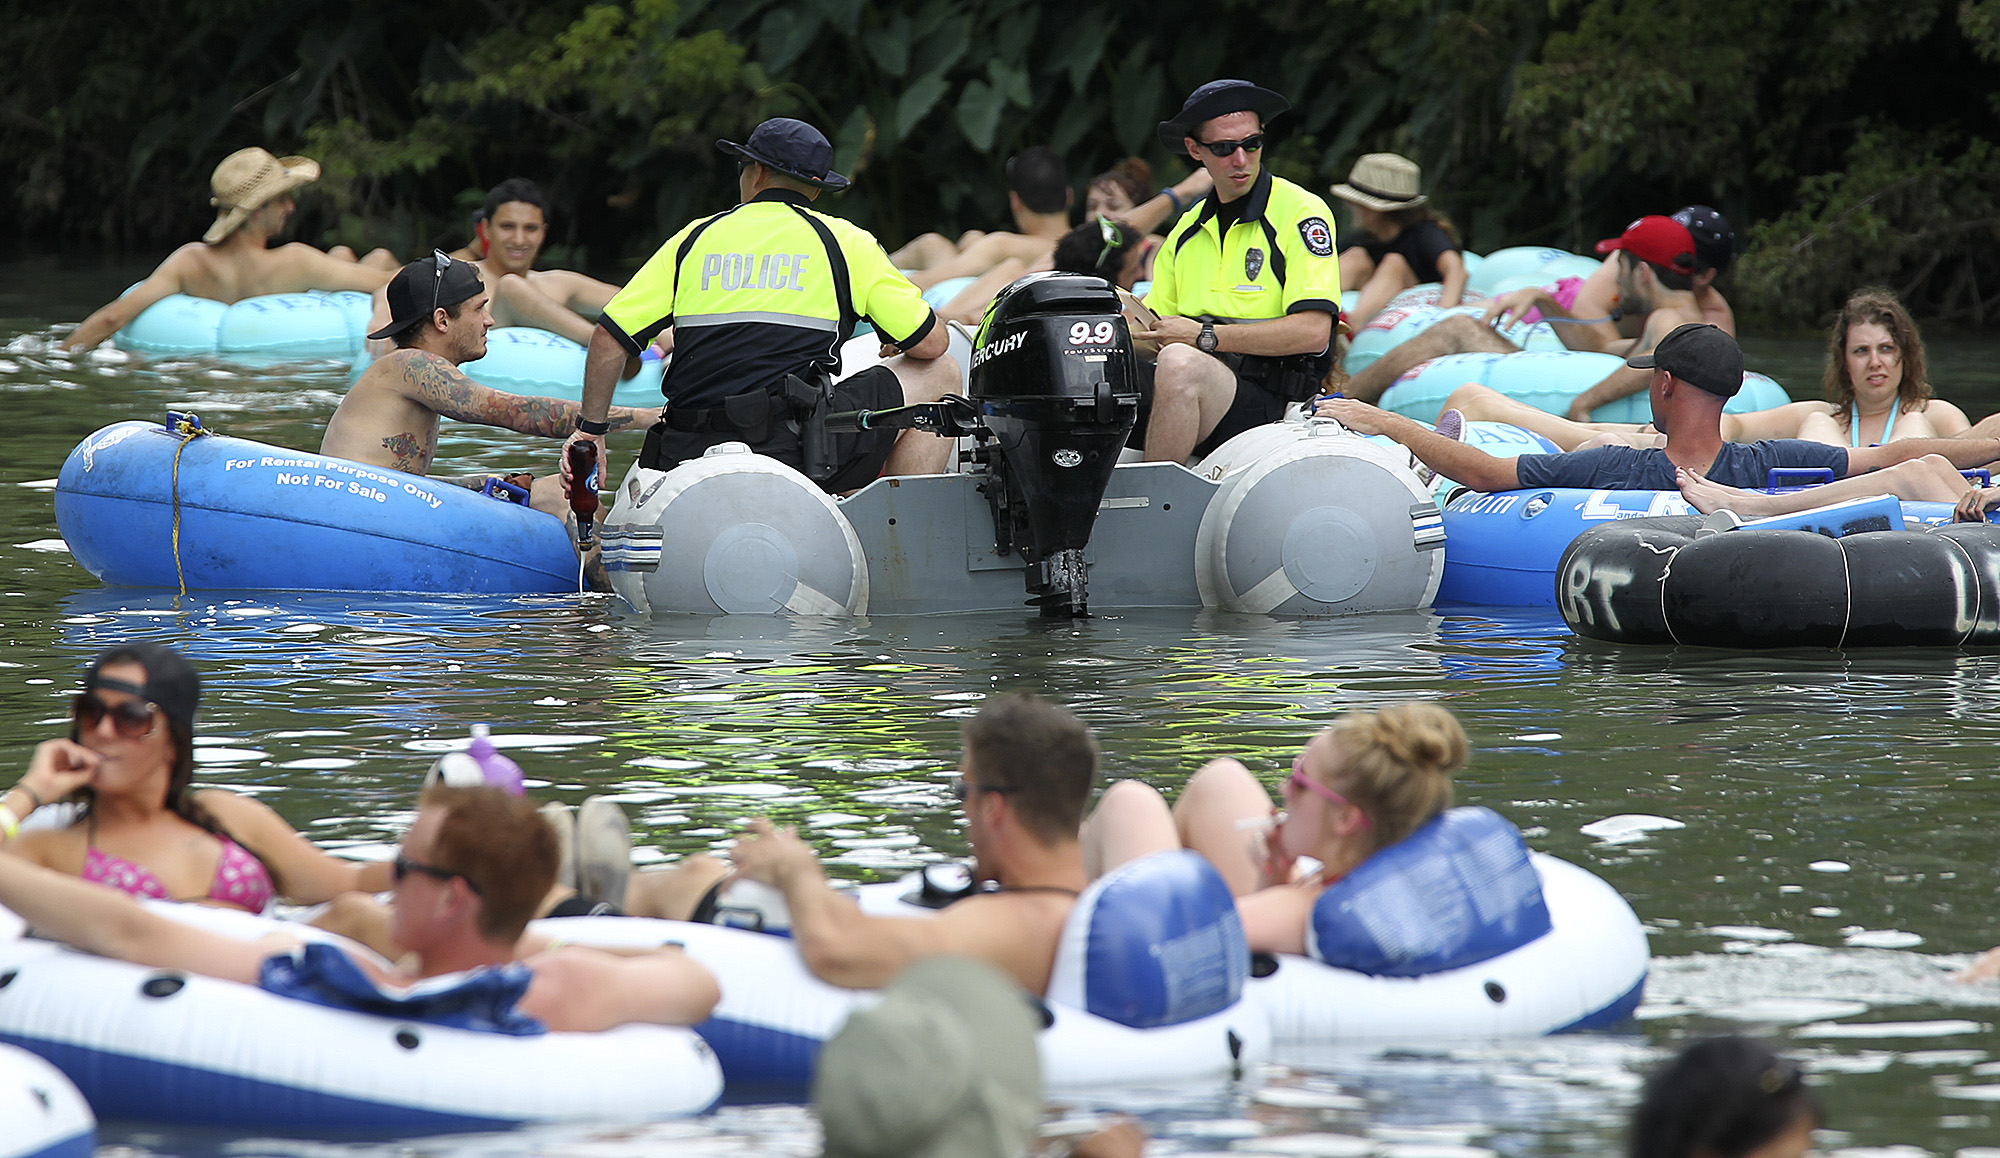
[1196,321,1218,354]
[574,415,611,436]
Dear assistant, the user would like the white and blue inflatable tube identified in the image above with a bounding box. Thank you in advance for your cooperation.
[1378,350,1792,424]
[0,904,721,1133]
[1250,807,1646,1040]
[56,420,579,594]
[542,849,1270,1093]
[0,1044,93,1158]
[1441,486,1955,607]
[115,291,372,361]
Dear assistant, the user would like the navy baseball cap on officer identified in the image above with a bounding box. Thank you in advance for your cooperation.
[717,118,851,192]
[368,251,484,340]
[1628,322,1744,399]
[1157,80,1290,151]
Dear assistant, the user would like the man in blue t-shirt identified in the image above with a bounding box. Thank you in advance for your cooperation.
[1317,323,2000,500]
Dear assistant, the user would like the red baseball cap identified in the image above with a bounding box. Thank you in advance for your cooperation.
[1594,215,1697,274]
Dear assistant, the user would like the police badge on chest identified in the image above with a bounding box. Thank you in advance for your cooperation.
[1245,248,1264,281]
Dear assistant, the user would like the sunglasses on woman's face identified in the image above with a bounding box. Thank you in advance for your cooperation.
[71,693,159,739]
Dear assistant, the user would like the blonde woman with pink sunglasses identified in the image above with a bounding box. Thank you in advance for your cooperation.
[1081,704,1462,955]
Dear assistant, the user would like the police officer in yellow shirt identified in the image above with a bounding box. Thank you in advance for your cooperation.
[1135,81,1342,464]
[563,119,959,495]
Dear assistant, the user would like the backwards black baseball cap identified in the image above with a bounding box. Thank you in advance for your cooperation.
[1157,79,1290,151]
[717,118,850,192]
[368,251,484,341]
[1627,322,1745,398]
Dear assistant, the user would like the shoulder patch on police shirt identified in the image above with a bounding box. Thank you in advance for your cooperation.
[1299,217,1334,257]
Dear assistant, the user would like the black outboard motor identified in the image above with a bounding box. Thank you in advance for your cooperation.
[967,273,1140,617]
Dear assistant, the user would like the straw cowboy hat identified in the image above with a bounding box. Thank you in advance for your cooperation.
[1330,153,1428,212]
[204,147,320,243]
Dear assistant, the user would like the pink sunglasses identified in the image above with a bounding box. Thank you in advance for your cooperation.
[1287,754,1373,830]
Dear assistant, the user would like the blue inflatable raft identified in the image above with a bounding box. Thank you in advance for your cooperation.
[1379,350,1792,424]
[55,419,579,594]
[1441,484,1954,607]
[115,291,373,361]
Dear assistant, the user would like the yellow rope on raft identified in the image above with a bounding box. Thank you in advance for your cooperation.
[168,412,206,600]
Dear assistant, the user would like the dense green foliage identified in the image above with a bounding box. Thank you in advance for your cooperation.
[6,0,2000,328]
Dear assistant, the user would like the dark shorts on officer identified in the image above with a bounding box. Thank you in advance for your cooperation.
[1126,355,1296,461]
[639,364,904,493]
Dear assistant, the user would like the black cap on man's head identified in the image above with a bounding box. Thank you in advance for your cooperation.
[717,118,850,192]
[1674,205,1736,273]
[1627,323,1744,398]
[1157,79,1290,151]
[368,252,484,341]
[85,642,200,732]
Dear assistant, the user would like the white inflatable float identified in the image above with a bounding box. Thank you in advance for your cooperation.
[0,1043,93,1158]
[0,903,722,1133]
[1248,808,1648,1041]
[544,849,1269,1093]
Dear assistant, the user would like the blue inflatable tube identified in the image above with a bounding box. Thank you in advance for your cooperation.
[115,291,372,360]
[55,420,579,594]
[1378,350,1792,424]
[456,327,666,408]
[1441,485,1954,607]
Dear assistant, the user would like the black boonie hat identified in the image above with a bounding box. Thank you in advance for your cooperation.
[368,252,484,341]
[1627,322,1745,398]
[717,118,850,192]
[1157,79,1290,151]
[85,642,200,731]
[1673,205,1736,273]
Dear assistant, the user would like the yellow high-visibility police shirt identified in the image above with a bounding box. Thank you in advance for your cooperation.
[1144,170,1341,327]
[601,189,936,409]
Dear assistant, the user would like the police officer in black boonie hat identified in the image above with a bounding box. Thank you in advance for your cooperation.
[715,118,851,192]
[1156,79,1291,151]
[1134,78,1341,464]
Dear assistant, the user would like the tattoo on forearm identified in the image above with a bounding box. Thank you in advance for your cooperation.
[406,350,648,437]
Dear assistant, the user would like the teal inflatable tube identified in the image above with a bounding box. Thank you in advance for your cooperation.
[456,327,665,408]
[55,420,578,594]
[1377,351,1791,424]
[115,291,372,360]
[1465,247,1602,298]
[1347,299,1564,373]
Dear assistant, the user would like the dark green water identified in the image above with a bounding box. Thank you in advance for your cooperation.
[6,264,2000,1156]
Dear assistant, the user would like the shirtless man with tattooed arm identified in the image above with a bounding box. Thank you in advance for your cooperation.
[323,253,658,520]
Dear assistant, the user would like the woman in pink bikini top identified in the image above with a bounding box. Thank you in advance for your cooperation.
[2,643,393,912]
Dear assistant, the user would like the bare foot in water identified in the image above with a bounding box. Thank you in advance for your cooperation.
[1676,467,1784,517]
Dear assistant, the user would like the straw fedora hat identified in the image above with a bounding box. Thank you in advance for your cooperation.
[204,147,320,243]
[1330,153,1428,212]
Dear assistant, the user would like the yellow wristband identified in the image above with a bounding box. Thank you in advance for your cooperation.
[0,804,19,840]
